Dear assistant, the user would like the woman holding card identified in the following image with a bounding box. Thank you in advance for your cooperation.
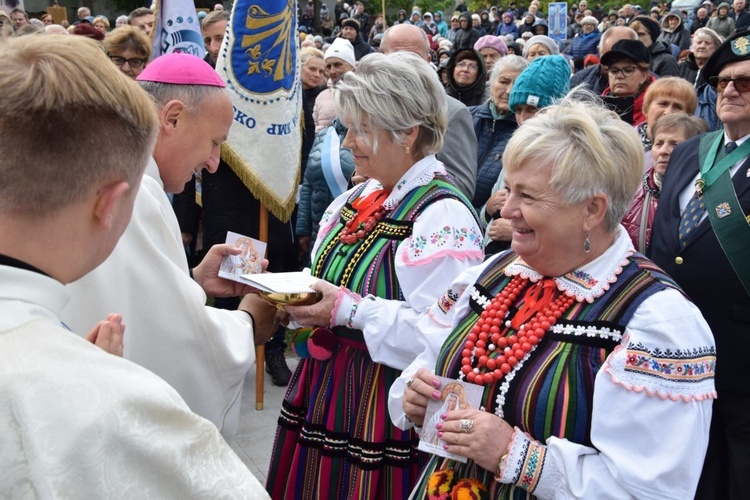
[391,98,716,499]
[266,52,484,499]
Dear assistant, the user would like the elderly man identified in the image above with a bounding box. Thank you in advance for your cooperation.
[128,6,154,36]
[731,0,750,32]
[381,23,479,199]
[651,30,750,500]
[570,26,638,94]
[173,11,299,388]
[0,35,268,498]
[63,52,278,440]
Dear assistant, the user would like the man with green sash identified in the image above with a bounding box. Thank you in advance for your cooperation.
[651,29,750,500]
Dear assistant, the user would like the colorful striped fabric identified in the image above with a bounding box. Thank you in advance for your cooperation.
[409,252,679,499]
[266,175,474,499]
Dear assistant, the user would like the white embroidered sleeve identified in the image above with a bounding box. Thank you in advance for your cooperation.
[495,288,716,499]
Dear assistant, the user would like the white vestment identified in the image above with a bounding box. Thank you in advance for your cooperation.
[0,264,268,498]
[63,158,255,439]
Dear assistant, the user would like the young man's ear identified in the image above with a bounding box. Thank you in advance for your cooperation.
[93,181,131,230]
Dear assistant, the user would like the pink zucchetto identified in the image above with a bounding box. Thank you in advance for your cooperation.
[136,52,226,87]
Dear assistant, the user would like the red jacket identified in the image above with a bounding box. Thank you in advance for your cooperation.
[622,168,661,253]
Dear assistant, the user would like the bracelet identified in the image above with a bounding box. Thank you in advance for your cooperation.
[494,453,509,482]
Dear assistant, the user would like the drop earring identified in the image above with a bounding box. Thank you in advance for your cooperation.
[584,227,591,253]
[405,145,410,155]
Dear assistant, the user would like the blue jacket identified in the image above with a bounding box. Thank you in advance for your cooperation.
[468,102,518,210]
[296,119,355,241]
[565,30,601,63]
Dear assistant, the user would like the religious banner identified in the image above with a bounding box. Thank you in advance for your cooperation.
[216,0,302,222]
[548,2,568,44]
[152,0,206,58]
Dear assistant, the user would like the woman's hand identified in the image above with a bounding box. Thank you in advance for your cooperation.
[437,409,514,473]
[402,368,442,427]
[284,279,340,327]
[86,313,125,357]
[488,218,513,242]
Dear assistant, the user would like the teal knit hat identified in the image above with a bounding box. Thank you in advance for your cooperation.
[509,55,571,113]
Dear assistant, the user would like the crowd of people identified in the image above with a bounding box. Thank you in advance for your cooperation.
[1,0,750,499]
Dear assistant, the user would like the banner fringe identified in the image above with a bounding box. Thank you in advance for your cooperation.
[222,143,300,222]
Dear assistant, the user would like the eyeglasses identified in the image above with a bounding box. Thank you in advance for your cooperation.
[709,75,750,92]
[607,66,638,77]
[109,55,147,68]
[456,61,479,71]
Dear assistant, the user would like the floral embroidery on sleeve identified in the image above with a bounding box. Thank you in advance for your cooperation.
[405,225,483,264]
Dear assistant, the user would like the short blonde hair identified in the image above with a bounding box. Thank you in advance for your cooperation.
[300,46,324,66]
[0,35,158,216]
[103,25,152,60]
[643,77,698,115]
[503,96,642,232]
[334,51,446,157]
[93,15,110,30]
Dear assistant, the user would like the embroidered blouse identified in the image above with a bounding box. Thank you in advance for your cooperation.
[389,226,716,498]
[316,155,484,370]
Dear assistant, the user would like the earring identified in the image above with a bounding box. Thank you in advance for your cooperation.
[584,227,591,253]
[405,145,410,155]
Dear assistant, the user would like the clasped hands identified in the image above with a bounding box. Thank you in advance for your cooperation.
[403,368,514,473]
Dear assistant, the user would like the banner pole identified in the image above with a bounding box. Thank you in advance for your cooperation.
[255,204,269,410]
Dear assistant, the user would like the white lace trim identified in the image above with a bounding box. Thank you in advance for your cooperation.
[504,227,635,304]
[550,323,624,342]
[383,155,446,210]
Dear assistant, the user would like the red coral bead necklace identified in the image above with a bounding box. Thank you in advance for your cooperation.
[460,276,576,385]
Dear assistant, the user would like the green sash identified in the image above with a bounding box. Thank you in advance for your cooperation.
[698,132,750,297]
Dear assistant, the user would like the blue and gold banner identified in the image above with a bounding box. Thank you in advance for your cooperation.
[217,0,302,222]
[152,0,205,58]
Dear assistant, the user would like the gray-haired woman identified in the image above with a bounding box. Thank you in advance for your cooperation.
[394,98,715,498]
[267,51,485,499]
[469,55,528,216]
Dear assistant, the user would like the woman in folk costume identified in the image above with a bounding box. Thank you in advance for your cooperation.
[391,98,716,499]
[266,51,484,499]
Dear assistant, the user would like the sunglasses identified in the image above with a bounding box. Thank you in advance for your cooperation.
[708,75,750,92]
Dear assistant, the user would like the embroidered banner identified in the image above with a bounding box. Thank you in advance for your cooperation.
[216,0,302,221]
[152,0,205,58]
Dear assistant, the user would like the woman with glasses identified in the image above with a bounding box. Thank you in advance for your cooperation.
[601,39,654,126]
[103,26,152,80]
[446,47,487,106]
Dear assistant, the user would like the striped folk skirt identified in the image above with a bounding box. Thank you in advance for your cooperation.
[266,328,420,499]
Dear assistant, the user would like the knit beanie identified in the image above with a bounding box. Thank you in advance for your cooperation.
[341,18,360,33]
[509,55,571,112]
[474,35,508,56]
[325,37,356,68]
[631,16,660,42]
[521,35,559,57]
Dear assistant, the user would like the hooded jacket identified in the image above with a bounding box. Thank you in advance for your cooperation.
[454,11,481,48]
[435,11,449,36]
[707,3,735,39]
[658,10,691,51]
[445,47,487,107]
[531,17,549,36]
